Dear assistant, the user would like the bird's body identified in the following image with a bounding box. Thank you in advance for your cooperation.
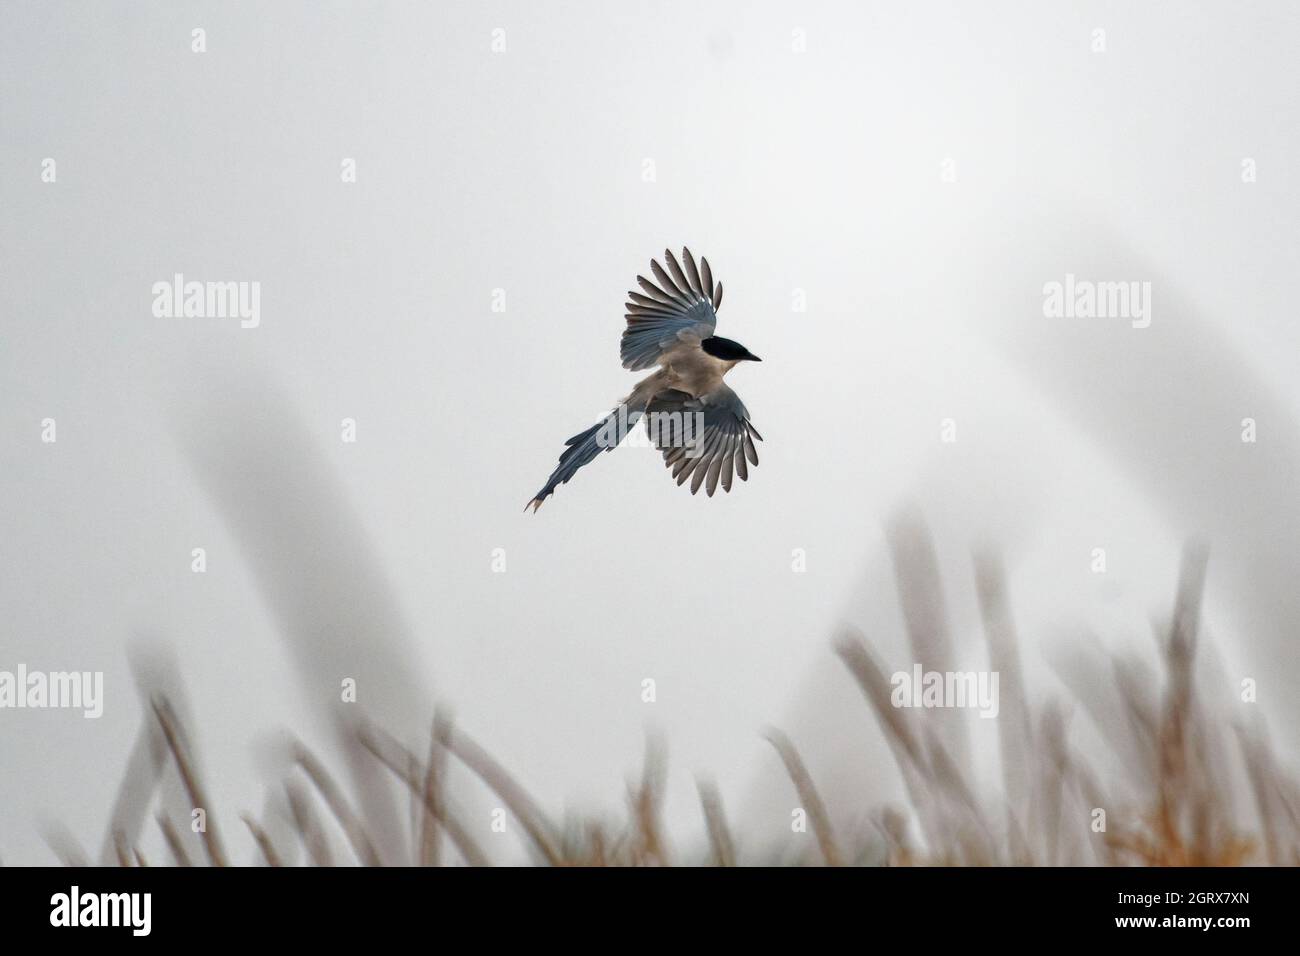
[527,248,762,511]
[633,346,725,407]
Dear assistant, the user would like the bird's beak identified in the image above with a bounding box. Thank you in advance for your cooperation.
[747,353,762,362]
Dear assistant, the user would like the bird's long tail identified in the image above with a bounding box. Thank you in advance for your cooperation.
[527,402,644,512]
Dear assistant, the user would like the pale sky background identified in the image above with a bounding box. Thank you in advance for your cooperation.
[2,1,1298,864]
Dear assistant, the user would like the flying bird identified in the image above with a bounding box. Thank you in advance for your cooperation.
[527,247,762,511]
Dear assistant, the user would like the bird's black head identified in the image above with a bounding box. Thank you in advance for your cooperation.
[701,335,762,363]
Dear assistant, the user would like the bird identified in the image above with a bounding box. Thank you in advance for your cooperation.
[527,247,763,511]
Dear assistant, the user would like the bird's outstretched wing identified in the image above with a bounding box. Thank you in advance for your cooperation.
[644,384,761,496]
[621,247,722,370]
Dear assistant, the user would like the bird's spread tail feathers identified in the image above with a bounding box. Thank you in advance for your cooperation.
[527,402,644,511]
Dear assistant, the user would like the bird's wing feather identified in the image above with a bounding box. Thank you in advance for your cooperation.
[621,247,720,370]
[644,383,760,497]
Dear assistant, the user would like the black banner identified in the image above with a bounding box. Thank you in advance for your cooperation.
[0,866,1280,942]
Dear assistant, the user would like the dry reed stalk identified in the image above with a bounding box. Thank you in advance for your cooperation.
[99,714,168,867]
[286,780,333,867]
[405,752,423,856]
[1156,548,1206,829]
[586,823,610,866]
[696,778,736,866]
[358,726,489,867]
[1002,810,1034,867]
[439,725,564,866]
[152,696,227,866]
[888,512,969,778]
[293,741,384,866]
[834,630,926,774]
[113,831,132,867]
[974,550,1035,863]
[241,813,284,867]
[418,712,453,867]
[41,825,89,867]
[1259,769,1300,863]
[835,629,948,851]
[1112,654,1158,770]
[923,728,997,864]
[875,806,914,866]
[1058,745,1115,865]
[627,737,669,865]
[763,727,842,866]
[1101,547,1263,866]
[156,813,193,866]
[1038,705,1071,867]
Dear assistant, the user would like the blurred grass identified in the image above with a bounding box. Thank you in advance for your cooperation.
[50,528,1300,866]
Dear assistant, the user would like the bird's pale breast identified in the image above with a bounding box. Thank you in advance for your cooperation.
[661,346,729,399]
